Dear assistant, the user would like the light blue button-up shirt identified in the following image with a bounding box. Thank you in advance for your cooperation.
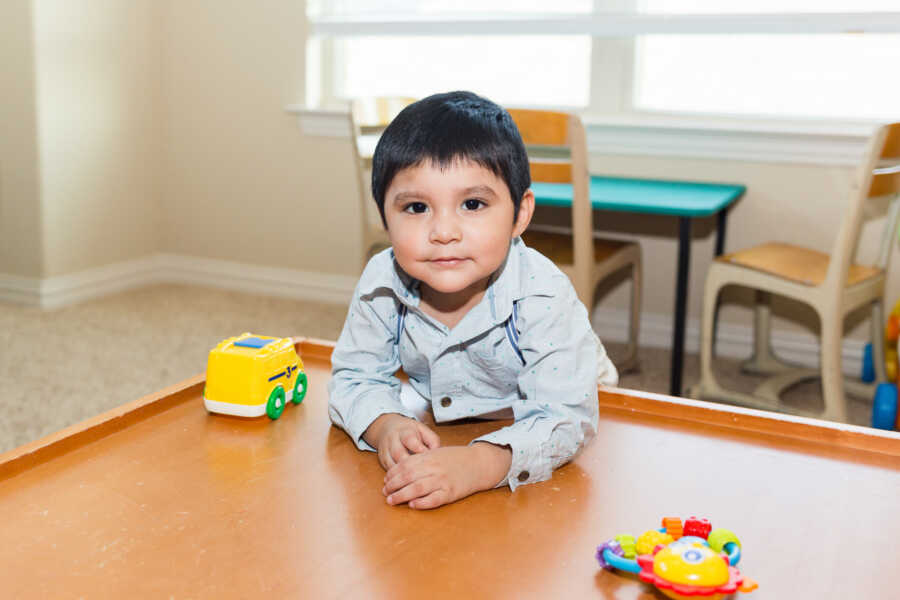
[327,237,617,491]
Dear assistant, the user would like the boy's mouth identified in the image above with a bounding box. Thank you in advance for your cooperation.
[430,257,466,267]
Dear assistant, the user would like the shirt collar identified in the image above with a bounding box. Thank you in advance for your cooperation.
[484,236,523,325]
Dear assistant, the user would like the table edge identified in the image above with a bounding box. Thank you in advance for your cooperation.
[3,337,896,482]
[531,178,745,217]
[598,387,900,457]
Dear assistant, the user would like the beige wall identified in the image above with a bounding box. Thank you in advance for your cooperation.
[0,0,43,277]
[160,0,361,276]
[33,0,163,277]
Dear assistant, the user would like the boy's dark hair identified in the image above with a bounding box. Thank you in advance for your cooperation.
[371,91,530,227]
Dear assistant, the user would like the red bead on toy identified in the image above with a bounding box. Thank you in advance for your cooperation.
[683,516,712,538]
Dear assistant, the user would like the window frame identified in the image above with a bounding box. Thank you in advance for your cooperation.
[300,4,900,165]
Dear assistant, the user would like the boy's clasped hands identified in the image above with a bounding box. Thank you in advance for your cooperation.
[363,413,512,510]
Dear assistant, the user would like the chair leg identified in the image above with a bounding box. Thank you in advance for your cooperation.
[741,292,795,375]
[819,310,848,423]
[618,256,642,373]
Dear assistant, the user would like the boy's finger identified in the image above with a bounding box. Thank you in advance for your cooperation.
[401,432,427,454]
[419,425,441,449]
[409,489,448,510]
[378,446,396,470]
[383,460,415,495]
[386,476,436,506]
[389,439,411,465]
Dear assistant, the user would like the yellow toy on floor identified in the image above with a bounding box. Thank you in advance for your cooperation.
[885,301,900,383]
[203,333,307,419]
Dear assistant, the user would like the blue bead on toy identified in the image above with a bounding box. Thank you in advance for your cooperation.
[872,382,898,430]
[861,342,875,383]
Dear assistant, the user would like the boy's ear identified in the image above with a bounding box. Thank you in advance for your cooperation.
[512,189,535,238]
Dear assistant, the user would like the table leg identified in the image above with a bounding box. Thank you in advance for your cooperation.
[670,217,692,396]
[715,208,728,257]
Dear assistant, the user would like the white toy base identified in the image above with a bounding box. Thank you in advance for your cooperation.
[204,390,297,418]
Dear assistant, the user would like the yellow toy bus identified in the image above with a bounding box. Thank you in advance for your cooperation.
[203,333,307,419]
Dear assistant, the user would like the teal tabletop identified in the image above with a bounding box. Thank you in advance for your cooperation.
[531,176,745,217]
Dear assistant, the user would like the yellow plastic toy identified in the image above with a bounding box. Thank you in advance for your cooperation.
[203,333,307,419]
[885,300,900,382]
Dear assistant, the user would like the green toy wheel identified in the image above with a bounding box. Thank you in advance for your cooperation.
[292,371,307,404]
[266,385,286,420]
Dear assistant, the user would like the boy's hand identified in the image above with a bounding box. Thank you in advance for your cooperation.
[363,414,441,470]
[382,442,512,510]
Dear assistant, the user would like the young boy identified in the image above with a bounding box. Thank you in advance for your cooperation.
[328,91,617,510]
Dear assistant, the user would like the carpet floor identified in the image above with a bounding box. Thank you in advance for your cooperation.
[0,283,872,454]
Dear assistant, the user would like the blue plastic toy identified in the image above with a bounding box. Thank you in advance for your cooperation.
[862,343,876,383]
[872,382,899,430]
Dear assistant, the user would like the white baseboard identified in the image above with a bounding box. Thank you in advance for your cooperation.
[156,253,358,305]
[0,256,168,310]
[0,272,42,306]
[0,254,866,376]
[0,254,357,310]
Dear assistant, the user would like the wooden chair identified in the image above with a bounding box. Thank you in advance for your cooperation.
[350,97,417,269]
[508,108,642,372]
[689,123,900,422]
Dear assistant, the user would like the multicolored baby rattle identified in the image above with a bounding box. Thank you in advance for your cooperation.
[596,516,758,600]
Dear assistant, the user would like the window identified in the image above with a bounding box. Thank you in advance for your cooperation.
[306,1,900,122]
[307,1,593,108]
[335,35,591,108]
[634,1,900,120]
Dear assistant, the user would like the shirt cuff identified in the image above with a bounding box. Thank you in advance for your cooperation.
[471,430,552,492]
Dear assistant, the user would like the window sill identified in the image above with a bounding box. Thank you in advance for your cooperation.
[584,112,877,166]
[287,105,877,167]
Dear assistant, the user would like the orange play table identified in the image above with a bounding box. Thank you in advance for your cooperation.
[2,339,898,598]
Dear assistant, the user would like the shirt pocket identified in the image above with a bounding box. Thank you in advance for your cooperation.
[466,329,521,394]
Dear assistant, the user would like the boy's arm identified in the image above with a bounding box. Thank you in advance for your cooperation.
[471,281,603,490]
[327,287,416,452]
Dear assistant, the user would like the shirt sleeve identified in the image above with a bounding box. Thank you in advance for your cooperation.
[327,286,415,452]
[471,279,602,491]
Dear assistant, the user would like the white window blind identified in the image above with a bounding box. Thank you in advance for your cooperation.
[634,0,900,120]
[307,0,900,120]
[335,35,591,108]
[310,1,593,108]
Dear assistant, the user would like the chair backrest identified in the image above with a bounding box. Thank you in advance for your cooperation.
[352,97,416,134]
[506,108,593,299]
[349,97,416,262]
[826,123,900,293]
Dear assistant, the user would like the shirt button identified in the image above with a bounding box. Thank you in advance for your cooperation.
[440,397,452,408]
[517,471,530,482]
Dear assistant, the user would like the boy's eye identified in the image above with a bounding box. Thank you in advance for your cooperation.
[462,198,485,211]
[403,202,428,214]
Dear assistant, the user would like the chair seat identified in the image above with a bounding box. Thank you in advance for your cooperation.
[522,229,631,265]
[718,242,882,287]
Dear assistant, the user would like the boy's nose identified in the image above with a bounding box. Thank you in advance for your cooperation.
[428,218,461,244]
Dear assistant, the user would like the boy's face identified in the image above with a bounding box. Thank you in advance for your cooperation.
[383,159,533,301]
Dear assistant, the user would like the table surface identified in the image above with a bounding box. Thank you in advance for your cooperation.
[2,339,898,599]
[531,177,745,217]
